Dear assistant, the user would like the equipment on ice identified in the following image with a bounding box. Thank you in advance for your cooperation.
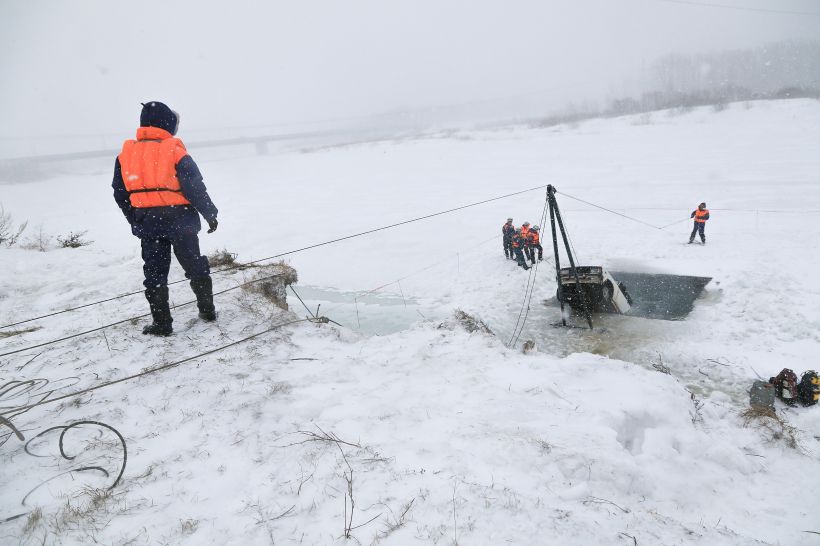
[749,380,776,410]
[797,370,820,406]
[769,369,799,406]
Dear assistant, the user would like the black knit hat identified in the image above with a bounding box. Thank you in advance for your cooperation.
[140,101,179,135]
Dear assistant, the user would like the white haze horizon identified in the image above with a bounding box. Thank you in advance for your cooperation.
[2,0,819,155]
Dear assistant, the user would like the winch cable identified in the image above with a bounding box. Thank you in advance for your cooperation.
[1,317,314,418]
[0,271,295,358]
[555,190,666,230]
[320,232,502,319]
[1,232,506,357]
[507,193,551,348]
[1,183,553,331]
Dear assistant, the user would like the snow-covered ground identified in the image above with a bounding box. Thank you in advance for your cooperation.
[1,99,820,544]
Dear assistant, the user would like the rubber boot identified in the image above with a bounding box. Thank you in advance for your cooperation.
[190,276,217,321]
[143,286,173,336]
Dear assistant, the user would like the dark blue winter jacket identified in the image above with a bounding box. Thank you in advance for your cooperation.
[112,154,218,240]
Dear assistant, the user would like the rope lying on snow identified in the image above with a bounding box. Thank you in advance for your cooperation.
[0,271,295,358]
[1,317,313,417]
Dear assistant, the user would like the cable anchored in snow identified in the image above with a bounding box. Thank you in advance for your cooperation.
[0,271,296,358]
[556,190,666,230]
[1,183,553,331]
[1,317,316,417]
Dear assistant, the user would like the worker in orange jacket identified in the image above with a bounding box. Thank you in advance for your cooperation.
[519,221,532,262]
[112,101,219,336]
[526,225,543,264]
[689,202,710,244]
[511,229,530,270]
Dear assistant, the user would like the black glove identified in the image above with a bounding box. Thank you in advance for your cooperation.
[207,218,218,233]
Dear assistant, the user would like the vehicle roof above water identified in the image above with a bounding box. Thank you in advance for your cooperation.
[559,265,603,273]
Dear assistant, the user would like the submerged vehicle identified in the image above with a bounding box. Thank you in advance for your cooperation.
[557,266,632,314]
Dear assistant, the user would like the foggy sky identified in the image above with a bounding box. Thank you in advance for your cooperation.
[1,0,819,150]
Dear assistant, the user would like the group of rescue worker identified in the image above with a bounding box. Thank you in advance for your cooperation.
[112,100,713,336]
[502,218,543,270]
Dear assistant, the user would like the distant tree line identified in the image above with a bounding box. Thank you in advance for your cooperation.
[612,41,820,115]
[532,41,820,127]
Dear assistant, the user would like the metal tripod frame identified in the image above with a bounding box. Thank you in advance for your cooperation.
[547,185,593,329]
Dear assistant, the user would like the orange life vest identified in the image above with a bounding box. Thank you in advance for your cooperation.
[511,231,523,248]
[694,208,710,223]
[118,126,191,208]
[520,226,530,239]
[528,231,540,245]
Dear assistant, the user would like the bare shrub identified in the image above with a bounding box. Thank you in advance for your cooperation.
[21,225,50,252]
[0,205,27,247]
[57,230,93,248]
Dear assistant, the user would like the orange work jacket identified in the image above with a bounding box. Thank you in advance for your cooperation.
[693,209,710,223]
[118,126,191,208]
[528,231,540,245]
[511,231,523,248]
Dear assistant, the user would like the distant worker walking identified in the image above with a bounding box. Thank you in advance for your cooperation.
[502,218,515,259]
[112,101,220,336]
[526,225,543,264]
[689,202,710,245]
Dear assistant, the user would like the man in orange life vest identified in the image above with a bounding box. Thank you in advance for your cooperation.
[526,225,543,264]
[519,221,532,262]
[689,202,710,245]
[112,101,219,336]
[511,229,530,270]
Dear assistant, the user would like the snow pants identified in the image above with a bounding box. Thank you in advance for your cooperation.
[513,247,528,268]
[503,236,513,258]
[690,222,706,243]
[528,244,543,263]
[141,232,210,289]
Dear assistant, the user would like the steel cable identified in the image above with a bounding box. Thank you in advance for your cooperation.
[1,183,553,330]
[0,271,295,358]
[1,317,312,417]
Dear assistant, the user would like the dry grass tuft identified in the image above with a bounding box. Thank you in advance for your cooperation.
[0,325,41,339]
[241,262,298,311]
[22,507,43,536]
[453,309,493,335]
[741,406,799,449]
[208,248,238,267]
